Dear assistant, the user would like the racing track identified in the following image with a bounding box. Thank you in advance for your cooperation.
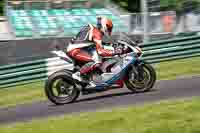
[0,76,200,125]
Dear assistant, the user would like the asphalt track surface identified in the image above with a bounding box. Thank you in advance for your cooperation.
[0,76,200,125]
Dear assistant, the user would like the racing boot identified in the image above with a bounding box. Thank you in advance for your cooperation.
[72,72,96,88]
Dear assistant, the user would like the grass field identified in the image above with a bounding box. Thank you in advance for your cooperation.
[0,82,45,108]
[0,56,200,108]
[1,97,200,133]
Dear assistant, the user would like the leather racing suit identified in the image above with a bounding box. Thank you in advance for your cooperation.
[66,24,115,76]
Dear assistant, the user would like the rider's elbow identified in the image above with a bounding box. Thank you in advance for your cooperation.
[97,49,103,56]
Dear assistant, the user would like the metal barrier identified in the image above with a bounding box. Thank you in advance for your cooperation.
[1,35,200,88]
[0,57,73,88]
[121,11,177,34]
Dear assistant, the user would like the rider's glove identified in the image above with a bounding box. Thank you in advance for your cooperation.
[114,48,123,55]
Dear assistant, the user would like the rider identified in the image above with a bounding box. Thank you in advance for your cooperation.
[66,16,141,87]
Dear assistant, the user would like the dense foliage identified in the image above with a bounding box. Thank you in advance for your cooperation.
[160,0,200,14]
[111,0,200,13]
[111,0,141,12]
[0,0,200,15]
[0,0,3,15]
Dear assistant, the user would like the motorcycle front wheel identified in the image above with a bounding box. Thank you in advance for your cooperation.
[45,70,80,105]
[125,62,156,93]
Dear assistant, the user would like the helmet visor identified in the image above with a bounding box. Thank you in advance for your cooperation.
[107,24,113,35]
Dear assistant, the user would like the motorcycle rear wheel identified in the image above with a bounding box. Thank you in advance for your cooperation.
[125,62,156,93]
[45,70,80,105]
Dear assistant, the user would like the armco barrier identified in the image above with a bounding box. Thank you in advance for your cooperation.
[1,35,200,88]
[0,57,73,88]
[0,34,173,65]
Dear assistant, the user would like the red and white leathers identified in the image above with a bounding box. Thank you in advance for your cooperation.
[67,24,114,75]
[66,25,142,85]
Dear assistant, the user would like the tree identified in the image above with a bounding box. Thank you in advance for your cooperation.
[160,0,200,32]
[111,0,140,12]
[0,0,3,15]
[128,0,140,12]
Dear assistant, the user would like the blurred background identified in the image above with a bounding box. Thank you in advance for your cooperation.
[0,0,200,65]
[0,0,200,42]
[1,0,200,88]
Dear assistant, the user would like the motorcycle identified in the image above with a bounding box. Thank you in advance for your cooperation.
[45,33,156,105]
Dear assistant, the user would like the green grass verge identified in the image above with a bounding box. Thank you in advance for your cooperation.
[0,56,200,108]
[1,97,200,133]
[155,56,200,80]
[0,82,45,108]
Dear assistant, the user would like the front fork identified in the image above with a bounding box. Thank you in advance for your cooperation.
[129,59,144,81]
[135,59,145,81]
[115,58,144,87]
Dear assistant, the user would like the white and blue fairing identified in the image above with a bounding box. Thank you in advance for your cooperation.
[96,52,138,89]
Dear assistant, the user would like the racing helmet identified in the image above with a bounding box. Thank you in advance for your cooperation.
[97,16,113,36]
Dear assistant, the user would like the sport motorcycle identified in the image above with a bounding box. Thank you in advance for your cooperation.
[45,33,156,105]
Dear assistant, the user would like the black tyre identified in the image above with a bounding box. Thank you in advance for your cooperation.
[125,62,156,93]
[45,70,80,105]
